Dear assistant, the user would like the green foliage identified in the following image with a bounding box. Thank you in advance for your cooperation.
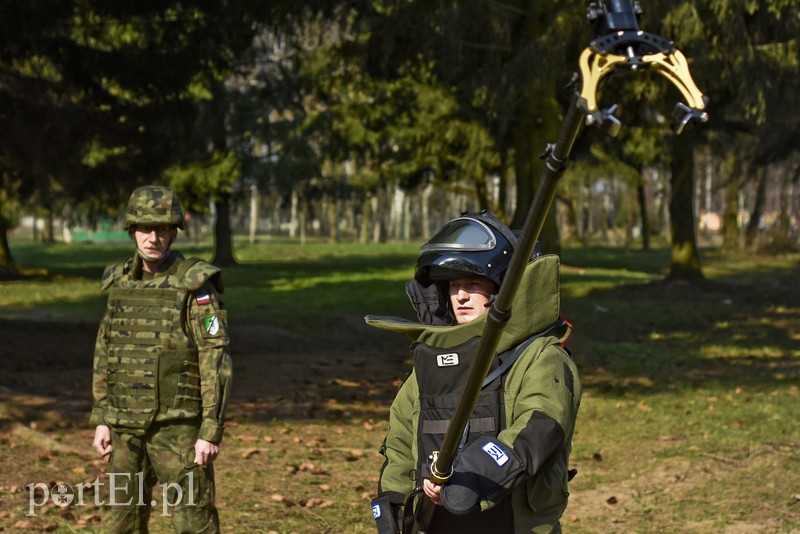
[238,13,504,203]
[4,1,799,272]
[659,0,800,160]
[165,151,242,214]
[0,1,258,242]
[0,174,23,228]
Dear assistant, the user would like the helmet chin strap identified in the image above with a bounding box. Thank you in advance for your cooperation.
[137,248,168,263]
[136,233,174,264]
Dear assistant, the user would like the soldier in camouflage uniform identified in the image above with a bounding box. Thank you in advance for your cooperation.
[90,185,232,533]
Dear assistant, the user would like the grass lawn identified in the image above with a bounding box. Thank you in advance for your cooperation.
[0,237,798,533]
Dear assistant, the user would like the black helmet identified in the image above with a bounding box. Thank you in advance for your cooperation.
[414,210,519,288]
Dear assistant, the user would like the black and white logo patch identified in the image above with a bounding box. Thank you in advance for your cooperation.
[482,441,510,467]
[436,352,459,367]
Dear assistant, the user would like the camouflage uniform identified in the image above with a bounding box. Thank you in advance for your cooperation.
[90,186,231,534]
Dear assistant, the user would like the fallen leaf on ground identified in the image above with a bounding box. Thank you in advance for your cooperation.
[241,448,260,459]
[305,497,323,508]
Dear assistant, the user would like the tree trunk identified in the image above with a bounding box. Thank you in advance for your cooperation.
[371,194,382,243]
[475,171,489,211]
[270,195,281,237]
[579,181,590,243]
[624,183,635,246]
[344,194,356,240]
[651,167,669,238]
[777,158,798,242]
[744,166,767,247]
[327,194,338,243]
[495,154,510,221]
[389,185,404,240]
[45,207,55,243]
[290,189,299,238]
[0,218,18,279]
[359,194,371,244]
[211,193,236,267]
[248,182,258,244]
[555,189,578,244]
[403,193,411,241]
[300,192,308,245]
[510,50,560,253]
[637,177,650,251]
[600,180,610,243]
[668,132,704,281]
[721,150,741,251]
[421,181,433,239]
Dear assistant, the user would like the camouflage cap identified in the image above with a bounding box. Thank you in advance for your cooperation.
[124,185,184,230]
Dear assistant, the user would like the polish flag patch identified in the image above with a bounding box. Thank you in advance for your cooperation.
[196,294,211,305]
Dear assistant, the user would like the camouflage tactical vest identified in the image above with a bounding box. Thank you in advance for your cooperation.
[101,254,220,434]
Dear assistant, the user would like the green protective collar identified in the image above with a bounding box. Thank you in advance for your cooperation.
[365,254,561,354]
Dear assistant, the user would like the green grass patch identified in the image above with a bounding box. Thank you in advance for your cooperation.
[2,239,798,532]
[3,238,422,329]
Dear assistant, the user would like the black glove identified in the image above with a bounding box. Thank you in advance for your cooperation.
[440,435,525,515]
[372,492,405,534]
[405,279,453,326]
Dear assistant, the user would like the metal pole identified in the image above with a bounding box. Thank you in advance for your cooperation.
[412,94,585,534]
[410,1,707,530]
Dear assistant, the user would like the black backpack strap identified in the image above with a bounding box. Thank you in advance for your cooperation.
[481,317,568,389]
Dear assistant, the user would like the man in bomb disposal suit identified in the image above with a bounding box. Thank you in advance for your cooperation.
[369,211,581,533]
[90,185,232,533]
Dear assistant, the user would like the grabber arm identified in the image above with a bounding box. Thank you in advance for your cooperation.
[577,21,708,134]
[643,49,709,133]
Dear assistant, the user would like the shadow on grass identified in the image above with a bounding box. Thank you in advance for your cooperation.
[3,244,798,427]
[567,267,799,396]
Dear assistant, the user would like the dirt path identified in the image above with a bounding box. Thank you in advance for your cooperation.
[0,315,406,409]
[2,318,798,533]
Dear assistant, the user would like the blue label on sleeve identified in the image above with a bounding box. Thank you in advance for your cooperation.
[482,441,510,466]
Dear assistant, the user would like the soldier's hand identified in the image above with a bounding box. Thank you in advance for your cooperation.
[423,479,442,505]
[193,439,219,465]
[92,425,112,458]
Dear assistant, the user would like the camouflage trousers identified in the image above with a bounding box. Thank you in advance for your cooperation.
[107,420,219,534]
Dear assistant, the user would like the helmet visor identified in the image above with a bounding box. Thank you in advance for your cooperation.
[420,218,496,253]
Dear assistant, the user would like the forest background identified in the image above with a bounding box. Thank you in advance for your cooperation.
[0,1,799,533]
[1,1,798,275]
